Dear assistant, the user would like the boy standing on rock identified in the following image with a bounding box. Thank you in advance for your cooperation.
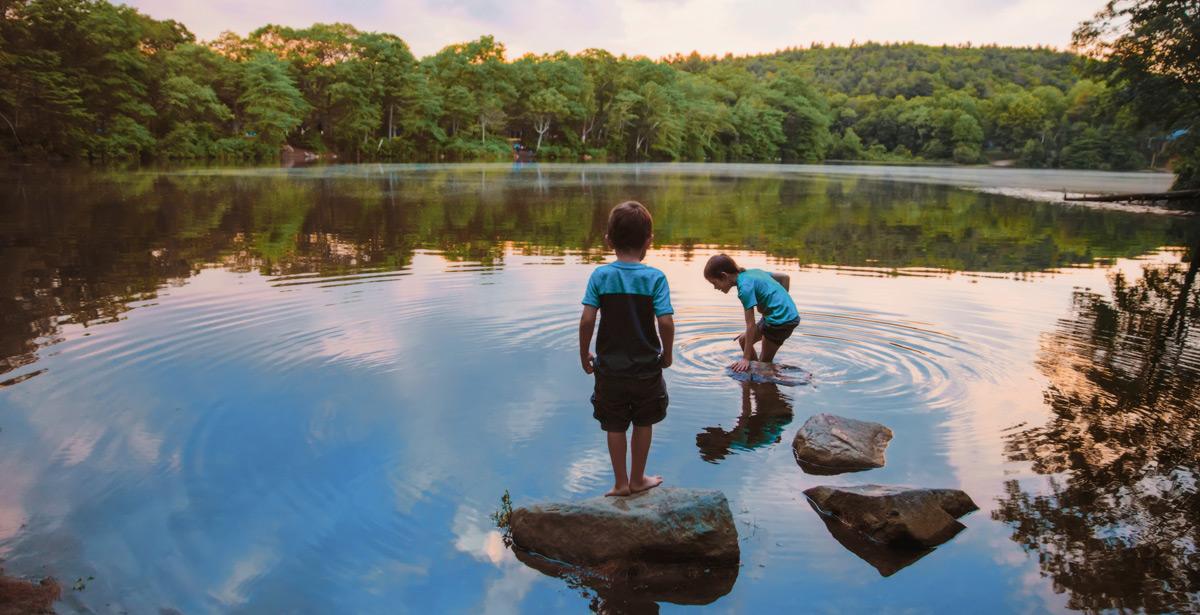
[579,201,674,497]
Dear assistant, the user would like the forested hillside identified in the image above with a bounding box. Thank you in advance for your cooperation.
[0,0,1187,177]
[735,44,1148,169]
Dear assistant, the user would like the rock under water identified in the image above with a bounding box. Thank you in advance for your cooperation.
[726,361,811,387]
[0,569,60,615]
[792,413,893,474]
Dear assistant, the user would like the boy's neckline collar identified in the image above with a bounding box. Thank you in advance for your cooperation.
[610,260,646,269]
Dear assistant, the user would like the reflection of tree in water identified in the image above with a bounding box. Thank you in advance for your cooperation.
[0,168,1191,382]
[696,383,793,463]
[993,241,1200,612]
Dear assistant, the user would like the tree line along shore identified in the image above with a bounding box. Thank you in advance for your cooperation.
[1,0,1196,188]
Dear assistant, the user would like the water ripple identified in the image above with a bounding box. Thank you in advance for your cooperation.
[673,306,991,413]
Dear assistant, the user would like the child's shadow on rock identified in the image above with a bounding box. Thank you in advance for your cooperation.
[696,382,794,463]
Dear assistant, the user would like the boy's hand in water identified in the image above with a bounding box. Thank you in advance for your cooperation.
[731,359,751,372]
[659,352,673,368]
[581,352,595,374]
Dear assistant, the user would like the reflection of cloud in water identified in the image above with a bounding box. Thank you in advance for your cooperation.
[128,421,164,464]
[451,505,539,615]
[51,425,104,467]
[211,546,277,608]
[0,460,31,555]
[563,447,609,495]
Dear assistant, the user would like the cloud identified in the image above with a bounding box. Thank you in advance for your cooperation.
[121,0,1101,57]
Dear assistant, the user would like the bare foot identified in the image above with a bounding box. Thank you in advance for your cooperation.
[629,475,663,494]
[605,484,631,497]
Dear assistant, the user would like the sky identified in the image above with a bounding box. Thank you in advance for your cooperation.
[120,0,1104,59]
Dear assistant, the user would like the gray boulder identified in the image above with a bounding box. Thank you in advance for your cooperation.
[803,485,978,548]
[792,413,893,474]
[509,487,739,566]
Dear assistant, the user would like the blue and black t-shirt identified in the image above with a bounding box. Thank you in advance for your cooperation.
[582,261,673,378]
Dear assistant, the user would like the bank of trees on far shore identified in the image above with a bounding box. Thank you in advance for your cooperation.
[0,0,1195,186]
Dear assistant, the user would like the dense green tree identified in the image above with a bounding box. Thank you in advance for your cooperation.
[239,52,308,150]
[1074,0,1200,188]
[0,0,1191,184]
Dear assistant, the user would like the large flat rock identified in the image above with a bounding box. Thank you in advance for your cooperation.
[509,487,739,566]
[804,485,978,548]
[792,413,893,474]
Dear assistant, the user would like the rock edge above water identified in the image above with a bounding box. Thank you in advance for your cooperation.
[792,413,893,474]
[509,487,739,565]
[803,484,978,548]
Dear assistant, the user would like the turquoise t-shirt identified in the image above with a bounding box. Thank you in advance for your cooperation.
[736,269,799,326]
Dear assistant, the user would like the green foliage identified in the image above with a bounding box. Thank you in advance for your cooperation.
[490,490,513,531]
[239,53,308,148]
[1073,0,1200,189]
[0,0,1189,183]
[829,128,863,160]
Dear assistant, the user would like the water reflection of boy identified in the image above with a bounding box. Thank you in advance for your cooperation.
[578,201,675,497]
[696,382,794,463]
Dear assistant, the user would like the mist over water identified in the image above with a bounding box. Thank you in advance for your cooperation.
[0,164,1196,613]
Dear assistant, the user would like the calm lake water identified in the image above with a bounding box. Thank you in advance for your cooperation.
[1,163,1197,613]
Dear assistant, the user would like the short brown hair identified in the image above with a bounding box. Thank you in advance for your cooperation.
[704,253,744,278]
[606,201,653,252]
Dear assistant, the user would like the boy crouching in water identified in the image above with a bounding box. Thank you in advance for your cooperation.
[579,201,674,497]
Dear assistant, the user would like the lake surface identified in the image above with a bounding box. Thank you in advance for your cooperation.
[1,163,1197,613]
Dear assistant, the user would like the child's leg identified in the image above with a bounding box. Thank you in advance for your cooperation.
[759,337,783,364]
[735,329,763,362]
[605,431,631,497]
[629,425,663,493]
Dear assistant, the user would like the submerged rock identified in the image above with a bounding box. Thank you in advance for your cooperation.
[509,488,739,565]
[726,361,811,387]
[804,485,978,548]
[792,413,893,474]
[0,569,60,615]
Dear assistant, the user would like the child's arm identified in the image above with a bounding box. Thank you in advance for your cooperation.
[733,307,757,371]
[771,271,790,291]
[579,305,598,373]
[657,314,674,368]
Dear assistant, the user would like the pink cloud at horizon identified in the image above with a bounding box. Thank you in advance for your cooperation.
[120,0,1104,59]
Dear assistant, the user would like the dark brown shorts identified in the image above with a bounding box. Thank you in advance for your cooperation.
[591,373,668,432]
[758,317,800,346]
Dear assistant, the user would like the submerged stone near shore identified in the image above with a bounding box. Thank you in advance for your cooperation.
[726,361,812,387]
[792,413,893,474]
[510,487,739,565]
[0,569,60,615]
[804,485,978,549]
